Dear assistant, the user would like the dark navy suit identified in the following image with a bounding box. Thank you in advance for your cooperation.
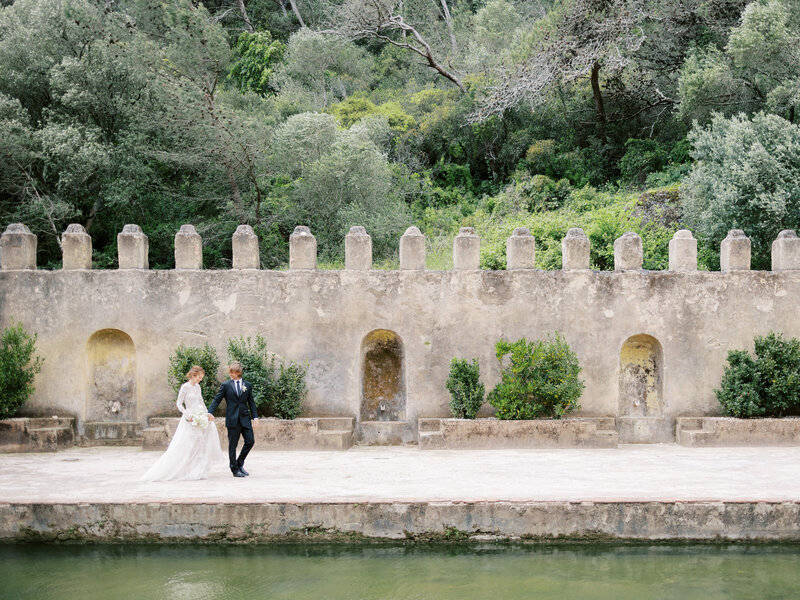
[208,379,258,473]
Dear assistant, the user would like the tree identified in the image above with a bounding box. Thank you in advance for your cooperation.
[273,29,374,111]
[472,0,649,140]
[227,31,285,96]
[331,0,465,92]
[682,112,800,269]
[678,0,800,124]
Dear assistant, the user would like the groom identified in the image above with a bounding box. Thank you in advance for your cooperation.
[208,362,259,478]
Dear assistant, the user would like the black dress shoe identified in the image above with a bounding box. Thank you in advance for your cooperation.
[238,467,250,476]
[232,469,246,478]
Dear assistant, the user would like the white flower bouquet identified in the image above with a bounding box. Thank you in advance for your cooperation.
[186,408,210,430]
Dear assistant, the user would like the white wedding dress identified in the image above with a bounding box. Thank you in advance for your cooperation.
[141,381,226,482]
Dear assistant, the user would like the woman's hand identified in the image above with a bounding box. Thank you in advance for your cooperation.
[208,414,215,421]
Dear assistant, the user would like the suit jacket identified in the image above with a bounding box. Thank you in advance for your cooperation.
[208,379,258,429]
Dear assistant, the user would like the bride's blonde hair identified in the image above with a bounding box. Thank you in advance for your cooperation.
[185,365,205,380]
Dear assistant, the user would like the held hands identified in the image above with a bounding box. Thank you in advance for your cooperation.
[208,414,215,421]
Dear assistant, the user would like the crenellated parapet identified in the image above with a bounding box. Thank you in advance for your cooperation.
[2,222,800,273]
[3,219,800,444]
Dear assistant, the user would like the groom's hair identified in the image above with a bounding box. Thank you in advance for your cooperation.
[228,361,243,376]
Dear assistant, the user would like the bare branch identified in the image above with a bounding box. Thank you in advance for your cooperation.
[470,0,648,122]
[329,0,464,92]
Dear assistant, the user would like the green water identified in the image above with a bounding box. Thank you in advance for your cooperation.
[1,544,799,600]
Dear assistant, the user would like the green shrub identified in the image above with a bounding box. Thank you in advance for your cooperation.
[167,343,221,408]
[715,332,800,418]
[682,112,800,270]
[0,323,44,419]
[488,334,584,420]
[226,335,307,419]
[619,138,669,186]
[518,175,572,212]
[446,358,485,419]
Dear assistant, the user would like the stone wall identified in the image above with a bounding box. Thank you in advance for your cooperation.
[1,223,799,440]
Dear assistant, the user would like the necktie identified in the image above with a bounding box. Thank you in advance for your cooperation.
[236,380,241,396]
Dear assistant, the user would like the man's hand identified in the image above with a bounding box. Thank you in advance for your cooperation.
[208,414,215,421]
[252,418,259,428]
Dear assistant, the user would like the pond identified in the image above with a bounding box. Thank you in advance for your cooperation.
[1,543,799,600]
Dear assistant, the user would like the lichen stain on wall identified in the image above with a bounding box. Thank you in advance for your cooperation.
[361,330,406,422]
[619,334,663,417]
[86,329,136,422]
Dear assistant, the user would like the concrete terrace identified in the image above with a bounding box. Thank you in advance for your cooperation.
[2,445,800,542]
[2,445,800,504]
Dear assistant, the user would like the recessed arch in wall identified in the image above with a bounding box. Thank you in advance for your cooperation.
[86,329,137,422]
[360,329,406,422]
[618,334,664,417]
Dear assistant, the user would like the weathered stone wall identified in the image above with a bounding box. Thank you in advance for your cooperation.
[1,224,800,438]
[4,501,800,542]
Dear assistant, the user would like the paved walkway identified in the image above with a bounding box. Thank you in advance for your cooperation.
[2,445,799,504]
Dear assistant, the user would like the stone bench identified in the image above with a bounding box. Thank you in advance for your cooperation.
[0,417,75,452]
[677,417,800,447]
[142,417,355,451]
[81,422,142,446]
[418,417,618,449]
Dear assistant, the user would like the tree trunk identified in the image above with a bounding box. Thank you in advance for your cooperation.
[287,0,305,27]
[440,0,458,54]
[236,0,255,33]
[590,61,607,144]
[85,197,103,233]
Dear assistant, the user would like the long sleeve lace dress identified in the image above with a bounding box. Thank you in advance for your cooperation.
[140,382,225,481]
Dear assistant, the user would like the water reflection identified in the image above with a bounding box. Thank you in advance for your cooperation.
[1,543,799,600]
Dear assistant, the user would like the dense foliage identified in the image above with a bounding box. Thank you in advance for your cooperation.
[0,323,43,419]
[226,335,306,418]
[682,113,800,269]
[167,343,221,406]
[445,357,485,419]
[0,0,798,270]
[715,332,800,418]
[488,334,584,420]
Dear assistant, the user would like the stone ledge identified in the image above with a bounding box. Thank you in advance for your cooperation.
[0,418,75,453]
[81,422,142,447]
[357,421,416,446]
[616,416,675,444]
[3,501,799,542]
[677,417,800,447]
[418,418,618,449]
[143,417,355,451]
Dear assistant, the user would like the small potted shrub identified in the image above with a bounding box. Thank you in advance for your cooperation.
[0,323,44,419]
[167,342,221,407]
[446,357,485,419]
[488,333,584,419]
[716,332,800,418]
[227,335,307,419]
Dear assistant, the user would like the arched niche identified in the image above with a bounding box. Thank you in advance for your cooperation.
[618,334,663,417]
[360,329,406,422]
[86,329,137,421]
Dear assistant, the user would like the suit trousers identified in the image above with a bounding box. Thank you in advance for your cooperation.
[227,423,255,472]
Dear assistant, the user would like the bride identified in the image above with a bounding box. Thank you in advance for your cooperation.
[141,365,225,481]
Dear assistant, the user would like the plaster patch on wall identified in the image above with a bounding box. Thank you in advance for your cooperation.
[756,299,774,313]
[178,289,191,306]
[213,293,237,315]
[604,310,614,318]
[775,289,787,297]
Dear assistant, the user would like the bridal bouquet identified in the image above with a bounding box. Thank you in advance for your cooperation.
[186,408,210,430]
